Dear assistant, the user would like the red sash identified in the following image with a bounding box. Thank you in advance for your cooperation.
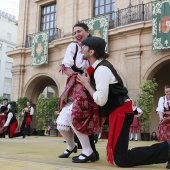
[107,101,133,165]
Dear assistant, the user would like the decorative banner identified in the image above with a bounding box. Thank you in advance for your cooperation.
[31,30,48,66]
[152,0,170,50]
[83,15,109,52]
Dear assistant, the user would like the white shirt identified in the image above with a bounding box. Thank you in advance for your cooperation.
[22,106,34,115]
[1,103,11,109]
[7,104,11,109]
[156,96,170,113]
[133,106,143,113]
[4,112,13,127]
[62,42,89,71]
[30,107,34,115]
[92,60,118,106]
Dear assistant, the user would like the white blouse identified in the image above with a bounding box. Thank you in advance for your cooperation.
[133,106,143,113]
[156,96,170,113]
[61,42,89,71]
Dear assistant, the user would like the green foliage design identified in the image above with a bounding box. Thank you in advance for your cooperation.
[138,79,158,132]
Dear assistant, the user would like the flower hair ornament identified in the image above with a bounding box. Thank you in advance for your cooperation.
[86,66,95,76]
[162,85,170,92]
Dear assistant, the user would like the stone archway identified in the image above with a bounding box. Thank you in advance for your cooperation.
[143,56,170,133]
[22,74,59,129]
[23,74,59,104]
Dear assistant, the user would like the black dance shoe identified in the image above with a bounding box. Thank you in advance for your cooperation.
[95,151,100,161]
[58,145,77,158]
[129,138,133,141]
[72,152,96,163]
[72,151,99,161]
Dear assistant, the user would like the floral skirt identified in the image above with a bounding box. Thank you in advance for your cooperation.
[0,115,5,128]
[129,116,140,133]
[158,114,170,142]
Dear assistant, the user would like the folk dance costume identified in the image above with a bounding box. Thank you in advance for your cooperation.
[0,106,25,138]
[21,106,34,136]
[80,37,170,168]
[57,42,105,162]
[89,59,170,167]
[0,99,11,138]
[129,107,143,141]
[0,113,6,138]
[157,96,170,141]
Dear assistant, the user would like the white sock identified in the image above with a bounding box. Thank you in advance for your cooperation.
[59,130,76,153]
[135,133,138,140]
[130,133,133,140]
[98,132,101,139]
[73,128,93,159]
[67,114,93,160]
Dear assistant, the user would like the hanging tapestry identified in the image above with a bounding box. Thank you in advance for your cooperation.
[82,15,109,52]
[152,0,170,50]
[31,30,48,66]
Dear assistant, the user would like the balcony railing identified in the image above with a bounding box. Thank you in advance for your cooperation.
[25,28,61,48]
[25,2,152,48]
[97,2,152,29]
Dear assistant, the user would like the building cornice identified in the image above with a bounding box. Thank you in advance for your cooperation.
[124,51,143,59]
[109,20,152,40]
[0,10,18,23]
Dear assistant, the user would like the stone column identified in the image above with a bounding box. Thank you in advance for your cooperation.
[124,51,142,99]
[11,49,26,101]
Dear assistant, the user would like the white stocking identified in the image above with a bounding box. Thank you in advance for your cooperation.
[130,133,133,140]
[59,129,76,153]
[135,133,138,140]
[67,114,93,159]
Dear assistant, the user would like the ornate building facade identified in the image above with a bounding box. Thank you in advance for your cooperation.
[7,0,170,133]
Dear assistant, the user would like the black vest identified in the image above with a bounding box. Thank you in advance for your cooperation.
[134,108,138,115]
[71,43,84,74]
[5,109,17,125]
[91,60,129,116]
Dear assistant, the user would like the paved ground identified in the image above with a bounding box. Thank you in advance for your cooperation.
[0,136,168,170]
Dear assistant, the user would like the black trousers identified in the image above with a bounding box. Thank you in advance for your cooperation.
[0,132,5,138]
[11,132,24,138]
[21,119,31,135]
[74,134,96,152]
[114,114,169,167]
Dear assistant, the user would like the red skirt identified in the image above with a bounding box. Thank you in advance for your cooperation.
[129,116,140,133]
[26,117,32,125]
[158,114,170,142]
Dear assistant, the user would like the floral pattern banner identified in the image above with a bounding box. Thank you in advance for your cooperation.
[82,15,109,52]
[31,31,48,66]
[152,0,170,50]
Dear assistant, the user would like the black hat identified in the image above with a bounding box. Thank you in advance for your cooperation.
[1,106,8,113]
[82,37,107,59]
